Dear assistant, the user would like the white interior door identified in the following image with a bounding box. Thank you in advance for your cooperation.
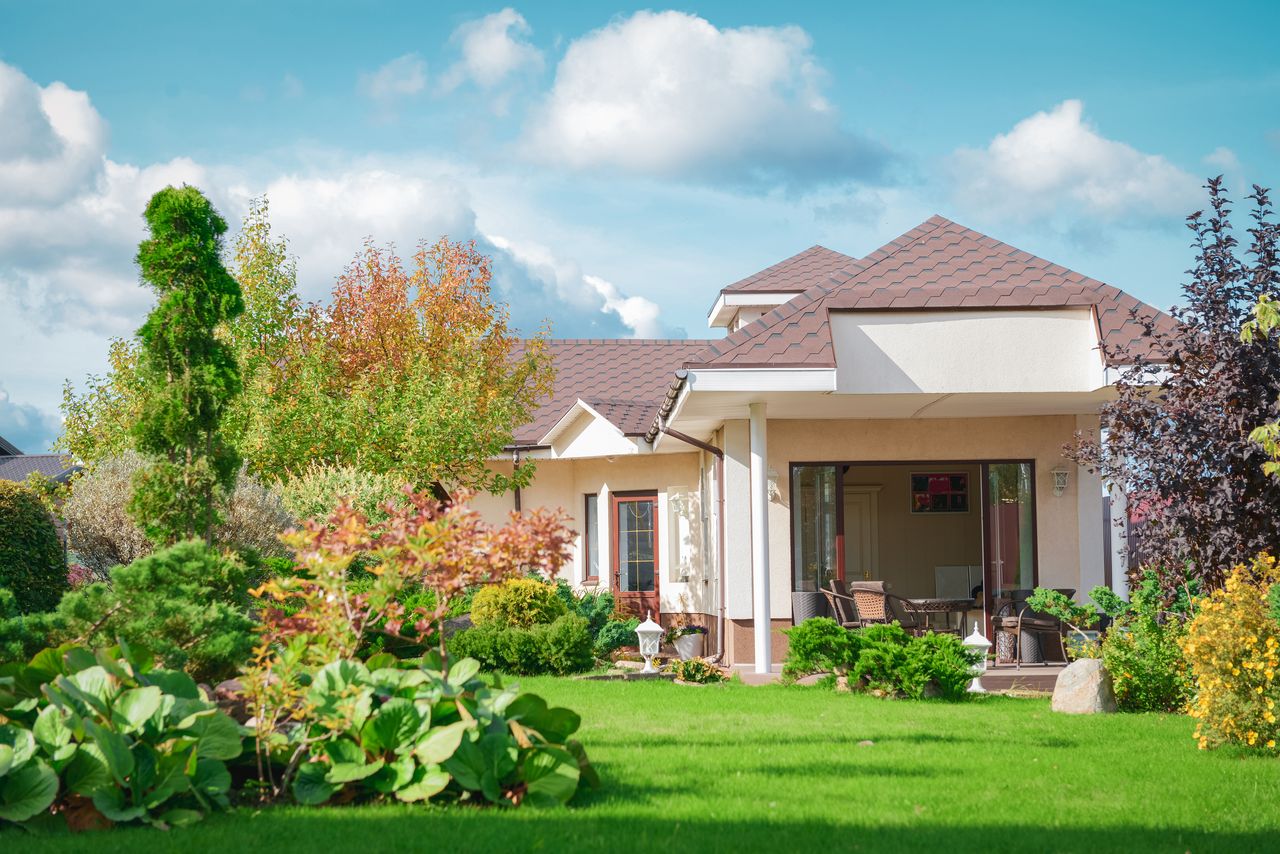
[843,488,879,582]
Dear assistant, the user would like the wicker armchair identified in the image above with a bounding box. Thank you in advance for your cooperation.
[991,588,1072,667]
[822,580,933,636]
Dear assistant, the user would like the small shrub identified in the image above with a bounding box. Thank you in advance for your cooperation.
[450,615,594,676]
[671,658,724,683]
[55,540,255,683]
[783,619,975,701]
[0,642,241,828]
[65,452,292,577]
[276,461,404,524]
[1101,573,1191,713]
[782,617,855,682]
[1183,556,1280,752]
[471,578,567,628]
[555,579,614,637]
[535,615,594,675]
[593,618,639,659]
[0,480,67,613]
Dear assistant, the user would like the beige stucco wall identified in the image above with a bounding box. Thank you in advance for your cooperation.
[473,453,713,616]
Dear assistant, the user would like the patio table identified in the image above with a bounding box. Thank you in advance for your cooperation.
[907,598,978,634]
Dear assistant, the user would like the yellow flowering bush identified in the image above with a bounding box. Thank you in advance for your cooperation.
[1183,554,1280,752]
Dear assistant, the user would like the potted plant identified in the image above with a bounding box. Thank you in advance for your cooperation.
[665,622,708,660]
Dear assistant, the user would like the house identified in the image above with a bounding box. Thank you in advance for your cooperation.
[0,434,79,484]
[471,215,1169,672]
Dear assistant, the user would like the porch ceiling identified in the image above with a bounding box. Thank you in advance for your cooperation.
[662,388,1113,444]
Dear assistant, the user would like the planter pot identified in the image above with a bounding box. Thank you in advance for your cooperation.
[671,632,705,661]
[791,591,826,624]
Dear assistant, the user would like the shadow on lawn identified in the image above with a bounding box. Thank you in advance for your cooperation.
[32,811,1274,854]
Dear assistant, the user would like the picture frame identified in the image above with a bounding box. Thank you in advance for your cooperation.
[909,471,969,514]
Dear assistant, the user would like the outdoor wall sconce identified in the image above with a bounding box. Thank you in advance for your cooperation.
[767,467,781,502]
[962,624,992,693]
[1052,466,1070,497]
[635,611,664,674]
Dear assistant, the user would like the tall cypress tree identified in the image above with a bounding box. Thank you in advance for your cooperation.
[128,186,245,545]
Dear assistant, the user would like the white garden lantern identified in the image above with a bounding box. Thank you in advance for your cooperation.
[962,624,992,693]
[635,611,664,674]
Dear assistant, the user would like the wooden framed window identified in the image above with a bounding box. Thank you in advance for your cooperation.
[584,493,599,583]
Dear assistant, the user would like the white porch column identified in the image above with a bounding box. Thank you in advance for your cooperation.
[749,402,771,673]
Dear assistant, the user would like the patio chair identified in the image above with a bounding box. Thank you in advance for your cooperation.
[991,588,1072,667]
[833,580,935,636]
[821,580,862,629]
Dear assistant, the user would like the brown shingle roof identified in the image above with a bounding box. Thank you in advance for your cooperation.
[687,216,1174,368]
[0,454,80,483]
[513,339,715,445]
[720,245,857,294]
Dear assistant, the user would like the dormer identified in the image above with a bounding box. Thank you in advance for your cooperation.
[706,245,856,330]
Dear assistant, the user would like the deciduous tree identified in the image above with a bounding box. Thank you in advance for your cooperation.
[1069,180,1280,590]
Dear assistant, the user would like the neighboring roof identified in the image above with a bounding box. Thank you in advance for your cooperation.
[687,215,1175,369]
[0,454,80,484]
[0,434,21,456]
[719,245,857,295]
[512,339,715,445]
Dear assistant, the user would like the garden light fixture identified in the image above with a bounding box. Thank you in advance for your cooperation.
[635,611,663,674]
[1052,466,1070,497]
[962,624,992,693]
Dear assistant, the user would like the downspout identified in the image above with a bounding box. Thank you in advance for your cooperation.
[512,448,522,512]
[659,426,726,665]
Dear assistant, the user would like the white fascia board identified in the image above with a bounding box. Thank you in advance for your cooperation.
[539,398,624,445]
[687,367,837,393]
[706,291,799,328]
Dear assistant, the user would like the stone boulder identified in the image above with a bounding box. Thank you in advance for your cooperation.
[1051,658,1117,714]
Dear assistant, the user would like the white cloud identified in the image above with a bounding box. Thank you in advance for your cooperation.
[949,99,1201,222]
[0,58,678,427]
[0,61,106,207]
[359,54,427,103]
[522,11,888,188]
[583,275,666,338]
[0,383,62,454]
[440,8,542,92]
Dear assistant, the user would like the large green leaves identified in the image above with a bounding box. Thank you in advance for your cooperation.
[113,686,163,734]
[444,732,517,805]
[413,720,469,766]
[0,760,58,822]
[522,747,580,808]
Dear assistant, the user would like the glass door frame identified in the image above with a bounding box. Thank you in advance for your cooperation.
[610,490,660,617]
[789,459,1039,631]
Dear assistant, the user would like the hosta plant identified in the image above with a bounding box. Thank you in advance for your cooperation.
[0,641,242,829]
[265,652,594,808]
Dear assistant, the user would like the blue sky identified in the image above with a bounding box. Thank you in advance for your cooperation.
[1,1,1277,452]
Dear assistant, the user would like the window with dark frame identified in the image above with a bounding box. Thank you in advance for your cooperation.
[584,494,599,583]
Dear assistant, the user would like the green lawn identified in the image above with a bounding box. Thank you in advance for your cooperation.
[12,678,1280,853]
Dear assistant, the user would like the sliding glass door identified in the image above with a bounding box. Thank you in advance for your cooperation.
[983,462,1036,600]
[791,465,839,594]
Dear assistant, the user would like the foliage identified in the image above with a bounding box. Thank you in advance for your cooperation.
[449,616,594,676]
[65,451,293,578]
[52,540,256,684]
[1101,574,1192,713]
[1183,556,1280,752]
[57,202,554,496]
[56,337,143,465]
[1090,586,1130,620]
[0,641,241,829]
[277,462,405,525]
[243,489,573,801]
[0,594,66,664]
[471,578,567,629]
[233,236,554,491]
[782,619,977,701]
[781,618,855,682]
[670,658,724,684]
[128,186,245,546]
[0,480,67,614]
[1243,293,1280,477]
[1068,181,1280,592]
[259,653,593,809]
[1026,588,1098,636]
[592,618,639,659]
[554,580,615,638]
[664,624,708,644]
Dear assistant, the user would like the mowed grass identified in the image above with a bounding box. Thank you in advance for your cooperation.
[13,677,1280,853]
